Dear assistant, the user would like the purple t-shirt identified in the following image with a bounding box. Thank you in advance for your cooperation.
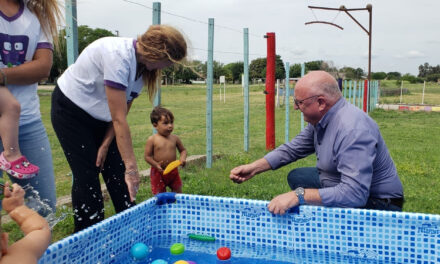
[264,98,403,208]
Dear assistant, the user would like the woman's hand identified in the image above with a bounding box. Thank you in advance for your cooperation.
[95,144,109,171]
[106,86,139,202]
[125,170,140,202]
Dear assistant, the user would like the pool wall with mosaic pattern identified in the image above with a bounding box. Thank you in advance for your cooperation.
[38,194,440,263]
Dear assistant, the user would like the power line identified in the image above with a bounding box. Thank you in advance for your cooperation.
[190,47,265,57]
[121,0,298,62]
[122,0,262,38]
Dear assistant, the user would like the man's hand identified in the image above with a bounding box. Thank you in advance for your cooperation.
[267,191,298,215]
[229,164,256,184]
[229,158,271,184]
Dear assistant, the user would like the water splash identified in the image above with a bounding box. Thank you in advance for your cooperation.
[89,212,98,220]
[21,184,71,229]
[46,206,72,229]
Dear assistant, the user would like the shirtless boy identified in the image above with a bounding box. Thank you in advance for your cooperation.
[144,107,187,194]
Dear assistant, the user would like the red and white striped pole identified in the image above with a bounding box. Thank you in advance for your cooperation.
[265,32,276,150]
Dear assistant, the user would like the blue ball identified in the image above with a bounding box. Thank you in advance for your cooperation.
[130,242,149,260]
[151,259,168,264]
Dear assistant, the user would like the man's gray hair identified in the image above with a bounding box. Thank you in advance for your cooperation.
[319,79,342,101]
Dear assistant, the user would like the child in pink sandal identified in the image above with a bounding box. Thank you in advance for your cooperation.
[0,85,39,179]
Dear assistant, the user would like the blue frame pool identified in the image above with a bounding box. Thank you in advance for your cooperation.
[38,194,440,263]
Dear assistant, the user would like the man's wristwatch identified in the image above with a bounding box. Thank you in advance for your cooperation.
[294,187,305,205]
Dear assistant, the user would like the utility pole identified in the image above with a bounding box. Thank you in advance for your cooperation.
[306,4,373,112]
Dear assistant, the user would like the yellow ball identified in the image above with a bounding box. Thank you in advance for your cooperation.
[174,261,188,264]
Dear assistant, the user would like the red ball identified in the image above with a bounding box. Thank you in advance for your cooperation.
[217,247,231,260]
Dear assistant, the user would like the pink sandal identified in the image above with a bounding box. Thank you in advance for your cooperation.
[0,152,38,179]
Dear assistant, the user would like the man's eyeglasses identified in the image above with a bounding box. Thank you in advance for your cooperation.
[293,95,320,107]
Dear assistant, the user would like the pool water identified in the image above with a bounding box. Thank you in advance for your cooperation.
[113,236,398,264]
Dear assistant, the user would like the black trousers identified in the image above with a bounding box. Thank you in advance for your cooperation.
[51,85,135,232]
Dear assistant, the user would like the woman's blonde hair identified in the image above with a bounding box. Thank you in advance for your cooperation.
[26,0,63,48]
[137,25,187,99]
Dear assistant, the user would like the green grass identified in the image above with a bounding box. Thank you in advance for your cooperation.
[4,84,440,244]
[378,80,440,105]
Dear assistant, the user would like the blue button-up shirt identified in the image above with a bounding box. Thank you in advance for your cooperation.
[265,98,403,207]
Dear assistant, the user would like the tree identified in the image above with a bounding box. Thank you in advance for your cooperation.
[418,62,440,78]
[426,73,440,83]
[50,26,115,82]
[50,30,67,83]
[354,68,365,79]
[386,72,401,80]
[249,58,266,80]
[321,60,338,73]
[418,62,430,78]
[274,55,286,80]
[212,61,226,81]
[162,60,203,84]
[401,73,417,84]
[175,64,200,84]
[289,61,336,78]
[77,26,115,53]
[339,67,364,80]
[289,63,301,78]
[224,62,243,83]
[198,61,226,82]
[371,72,387,80]
[249,55,285,80]
[305,60,322,72]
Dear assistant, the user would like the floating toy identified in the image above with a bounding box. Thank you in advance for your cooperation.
[217,247,231,260]
[170,243,185,255]
[173,261,188,264]
[130,242,149,260]
[187,261,197,264]
[163,160,181,175]
[152,260,168,264]
[188,233,215,242]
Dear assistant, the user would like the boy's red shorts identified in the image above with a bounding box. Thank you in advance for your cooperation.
[150,167,182,195]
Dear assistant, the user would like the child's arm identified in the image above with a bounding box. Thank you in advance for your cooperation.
[176,136,187,167]
[1,183,51,263]
[144,136,163,173]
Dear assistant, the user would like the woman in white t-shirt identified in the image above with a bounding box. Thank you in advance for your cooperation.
[0,0,61,216]
[51,25,187,232]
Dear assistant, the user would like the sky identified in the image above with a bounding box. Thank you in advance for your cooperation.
[73,0,440,76]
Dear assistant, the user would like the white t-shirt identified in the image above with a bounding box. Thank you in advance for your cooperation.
[57,37,143,122]
[0,1,53,125]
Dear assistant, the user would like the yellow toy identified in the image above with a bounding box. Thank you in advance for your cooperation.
[163,160,181,175]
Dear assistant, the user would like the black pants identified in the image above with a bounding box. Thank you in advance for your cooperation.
[51,85,135,232]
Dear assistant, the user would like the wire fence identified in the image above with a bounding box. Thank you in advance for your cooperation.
[378,80,440,106]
